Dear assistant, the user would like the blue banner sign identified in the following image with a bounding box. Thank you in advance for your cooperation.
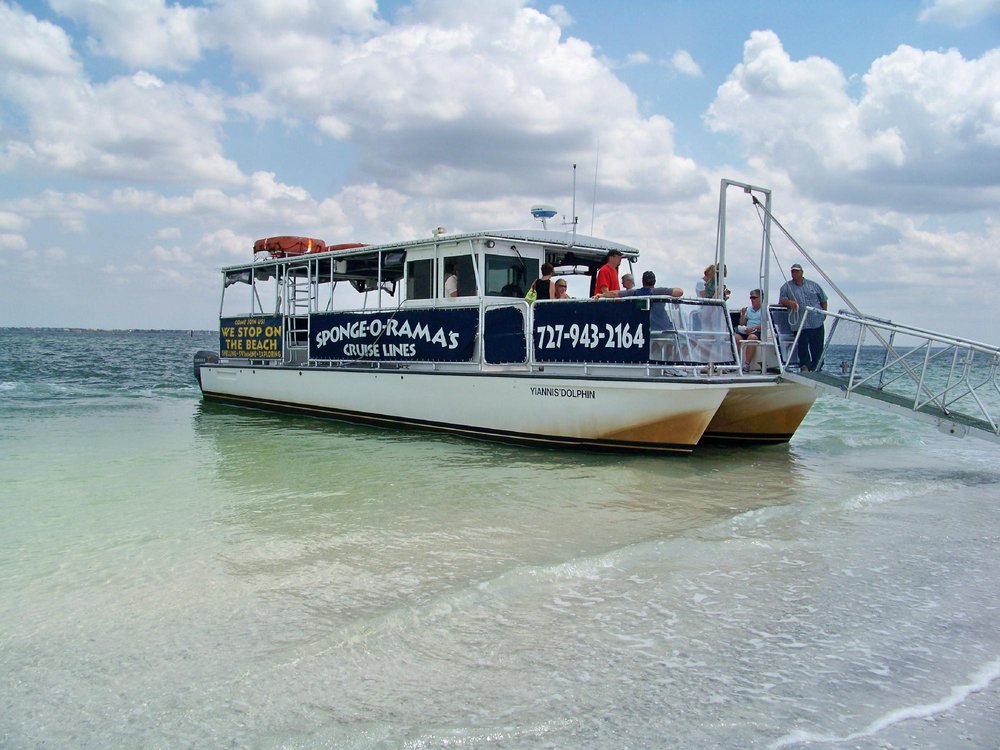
[533,301,649,363]
[310,308,479,362]
[483,306,527,364]
[220,316,283,359]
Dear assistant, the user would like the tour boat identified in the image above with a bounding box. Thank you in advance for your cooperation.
[194,180,816,453]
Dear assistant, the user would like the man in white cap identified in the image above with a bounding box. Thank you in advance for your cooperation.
[779,263,828,372]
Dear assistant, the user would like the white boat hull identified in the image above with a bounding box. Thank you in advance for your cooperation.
[702,379,817,444]
[199,365,731,453]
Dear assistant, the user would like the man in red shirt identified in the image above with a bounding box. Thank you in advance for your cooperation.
[594,249,622,296]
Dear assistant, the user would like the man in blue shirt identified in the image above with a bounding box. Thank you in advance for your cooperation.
[611,271,683,331]
[779,263,828,372]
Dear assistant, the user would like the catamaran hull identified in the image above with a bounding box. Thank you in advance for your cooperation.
[198,365,730,454]
[701,379,817,444]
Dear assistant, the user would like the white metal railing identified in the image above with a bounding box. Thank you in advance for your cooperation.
[529,296,739,369]
[224,296,742,374]
[782,308,1000,439]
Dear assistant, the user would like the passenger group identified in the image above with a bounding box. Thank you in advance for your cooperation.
[588,252,828,372]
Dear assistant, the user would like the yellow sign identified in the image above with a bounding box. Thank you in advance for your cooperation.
[220,316,282,359]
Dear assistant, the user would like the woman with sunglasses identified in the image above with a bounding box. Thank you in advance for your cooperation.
[737,289,763,370]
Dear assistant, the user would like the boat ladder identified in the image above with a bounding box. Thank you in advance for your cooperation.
[776,308,1000,444]
[283,263,314,348]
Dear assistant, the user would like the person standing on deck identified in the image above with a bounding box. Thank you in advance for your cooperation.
[699,264,730,301]
[530,262,555,301]
[779,263,828,372]
[443,262,459,298]
[695,265,712,298]
[621,273,635,291]
[593,249,622,297]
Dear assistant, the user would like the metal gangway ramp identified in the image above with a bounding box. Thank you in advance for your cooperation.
[775,308,1000,444]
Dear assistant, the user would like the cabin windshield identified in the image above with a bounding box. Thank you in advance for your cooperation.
[485,254,538,298]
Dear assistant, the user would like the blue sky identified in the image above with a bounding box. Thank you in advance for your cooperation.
[2,0,999,341]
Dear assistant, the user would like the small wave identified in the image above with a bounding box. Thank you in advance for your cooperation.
[800,396,928,450]
[402,717,577,748]
[843,484,932,510]
[770,656,1000,748]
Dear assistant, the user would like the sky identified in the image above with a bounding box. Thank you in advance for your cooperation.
[2,0,999,342]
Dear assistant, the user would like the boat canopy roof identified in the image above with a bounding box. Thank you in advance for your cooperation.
[223,229,639,272]
[473,229,639,257]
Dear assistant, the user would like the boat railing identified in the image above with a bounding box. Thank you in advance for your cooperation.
[528,296,738,370]
[218,295,741,375]
[781,307,1000,440]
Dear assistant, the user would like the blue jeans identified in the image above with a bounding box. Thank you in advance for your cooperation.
[796,326,825,371]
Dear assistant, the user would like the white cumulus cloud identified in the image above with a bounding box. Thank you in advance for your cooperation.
[671,49,703,77]
[0,5,243,186]
[222,0,704,205]
[706,30,1000,211]
[918,0,1000,27]
[0,2,79,76]
[48,0,208,70]
[0,232,28,251]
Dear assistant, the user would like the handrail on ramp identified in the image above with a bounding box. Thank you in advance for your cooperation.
[772,307,1000,444]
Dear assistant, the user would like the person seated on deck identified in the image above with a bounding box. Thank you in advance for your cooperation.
[554,279,572,299]
[529,263,555,301]
[601,271,682,331]
[621,273,635,291]
[737,289,763,371]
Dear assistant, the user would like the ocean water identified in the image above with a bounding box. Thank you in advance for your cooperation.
[2,328,999,749]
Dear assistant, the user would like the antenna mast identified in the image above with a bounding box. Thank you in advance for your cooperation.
[591,144,599,235]
[569,163,578,244]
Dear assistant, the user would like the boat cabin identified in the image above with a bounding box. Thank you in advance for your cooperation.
[217,230,740,374]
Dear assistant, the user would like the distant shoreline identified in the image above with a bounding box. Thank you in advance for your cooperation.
[1,326,217,334]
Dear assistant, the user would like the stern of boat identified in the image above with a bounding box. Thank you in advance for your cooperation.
[700,377,816,444]
[192,350,220,389]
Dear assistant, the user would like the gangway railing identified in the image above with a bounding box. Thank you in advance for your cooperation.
[778,308,1000,443]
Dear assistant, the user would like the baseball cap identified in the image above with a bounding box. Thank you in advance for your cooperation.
[607,249,622,257]
[790,263,803,271]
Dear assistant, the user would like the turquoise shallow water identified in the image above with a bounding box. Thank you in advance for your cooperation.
[2,328,999,748]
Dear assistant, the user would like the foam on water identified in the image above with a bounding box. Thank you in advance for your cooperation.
[772,657,1000,748]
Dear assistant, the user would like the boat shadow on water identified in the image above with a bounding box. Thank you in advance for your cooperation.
[191,399,810,535]
[193,398,802,470]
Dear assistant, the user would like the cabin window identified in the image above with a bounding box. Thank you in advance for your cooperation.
[485,254,538,297]
[406,259,434,300]
[441,255,477,297]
